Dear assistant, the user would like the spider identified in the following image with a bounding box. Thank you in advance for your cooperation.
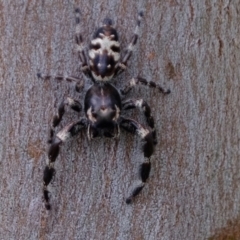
[38,9,170,210]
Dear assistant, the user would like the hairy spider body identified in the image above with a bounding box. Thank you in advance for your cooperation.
[39,9,170,210]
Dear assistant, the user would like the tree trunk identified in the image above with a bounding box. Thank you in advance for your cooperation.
[1,1,240,239]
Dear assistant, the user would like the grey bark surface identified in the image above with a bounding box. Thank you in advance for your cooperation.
[0,1,240,240]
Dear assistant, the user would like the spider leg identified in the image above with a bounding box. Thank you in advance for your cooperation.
[48,97,82,144]
[121,76,171,95]
[122,98,157,144]
[43,118,88,210]
[120,117,155,204]
[37,73,84,93]
[75,8,92,80]
[114,11,143,75]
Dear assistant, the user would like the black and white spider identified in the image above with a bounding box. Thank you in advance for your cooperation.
[38,9,170,210]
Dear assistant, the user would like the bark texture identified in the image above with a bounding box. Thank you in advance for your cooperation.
[1,0,240,239]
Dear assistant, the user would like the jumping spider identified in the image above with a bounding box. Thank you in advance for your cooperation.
[38,9,170,210]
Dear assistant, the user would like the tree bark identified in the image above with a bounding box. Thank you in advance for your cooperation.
[1,0,240,239]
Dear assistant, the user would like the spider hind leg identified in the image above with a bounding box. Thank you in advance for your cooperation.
[120,117,155,204]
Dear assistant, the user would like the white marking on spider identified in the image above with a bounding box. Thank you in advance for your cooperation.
[81,65,89,71]
[66,97,76,106]
[113,105,120,121]
[89,60,94,66]
[92,71,114,81]
[48,162,54,168]
[135,99,143,108]
[137,127,149,139]
[89,36,120,61]
[87,125,91,140]
[118,63,126,69]
[87,107,97,123]
[130,78,137,86]
[99,107,111,117]
[127,43,134,51]
[56,130,71,142]
[76,44,84,52]
[115,124,120,138]
[75,25,81,35]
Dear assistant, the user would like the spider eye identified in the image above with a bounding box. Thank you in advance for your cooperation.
[111,45,120,52]
[91,44,101,50]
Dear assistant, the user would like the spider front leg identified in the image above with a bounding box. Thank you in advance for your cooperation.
[120,117,155,204]
[48,97,82,143]
[115,11,143,75]
[122,98,157,144]
[75,8,91,80]
[43,119,88,210]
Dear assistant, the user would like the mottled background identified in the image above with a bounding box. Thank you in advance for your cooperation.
[0,1,240,239]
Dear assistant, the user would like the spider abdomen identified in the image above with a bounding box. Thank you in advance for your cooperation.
[89,20,120,81]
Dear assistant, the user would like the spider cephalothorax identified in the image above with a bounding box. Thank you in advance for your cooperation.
[39,8,170,210]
